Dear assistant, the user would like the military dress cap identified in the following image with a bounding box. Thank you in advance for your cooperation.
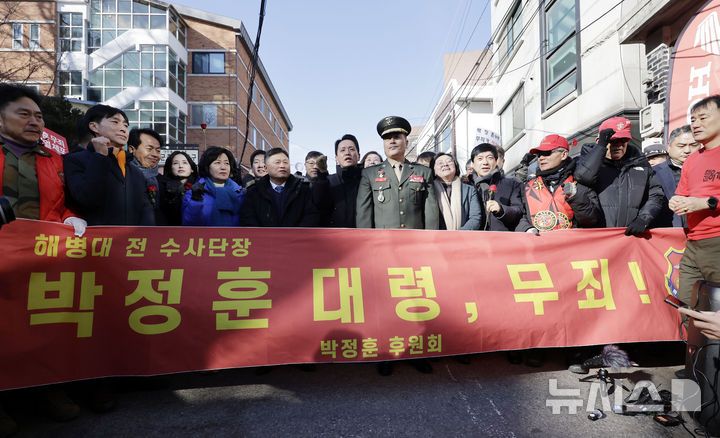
[377,116,412,138]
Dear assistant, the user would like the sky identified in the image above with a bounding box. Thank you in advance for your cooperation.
[171,0,492,170]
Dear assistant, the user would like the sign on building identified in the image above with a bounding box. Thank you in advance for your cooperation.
[475,128,501,147]
[159,145,200,168]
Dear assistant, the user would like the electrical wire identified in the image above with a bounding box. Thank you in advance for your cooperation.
[238,0,267,172]
[420,0,659,152]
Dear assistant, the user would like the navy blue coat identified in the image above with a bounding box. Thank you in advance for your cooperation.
[63,143,155,226]
[652,160,683,228]
[473,171,524,231]
[238,174,320,227]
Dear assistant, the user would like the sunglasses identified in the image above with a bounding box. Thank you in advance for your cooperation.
[536,148,564,157]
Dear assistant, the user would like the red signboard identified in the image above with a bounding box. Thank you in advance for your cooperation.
[667,1,720,136]
[0,219,685,391]
[41,128,69,155]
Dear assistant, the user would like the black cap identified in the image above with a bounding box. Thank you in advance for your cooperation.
[643,144,667,158]
[377,116,411,138]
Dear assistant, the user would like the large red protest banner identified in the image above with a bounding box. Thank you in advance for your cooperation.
[0,219,685,391]
[666,0,720,136]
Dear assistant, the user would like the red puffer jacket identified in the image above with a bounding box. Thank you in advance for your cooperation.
[0,142,76,222]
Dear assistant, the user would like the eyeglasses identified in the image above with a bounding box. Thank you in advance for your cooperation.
[305,160,318,166]
[536,149,564,157]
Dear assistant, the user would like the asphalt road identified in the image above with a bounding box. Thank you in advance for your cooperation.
[6,342,707,437]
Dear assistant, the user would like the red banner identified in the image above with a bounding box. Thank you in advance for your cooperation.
[667,1,720,136]
[41,128,69,155]
[0,219,685,391]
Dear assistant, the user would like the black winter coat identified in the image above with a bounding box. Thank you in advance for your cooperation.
[574,142,664,228]
[311,165,362,228]
[63,142,155,226]
[238,174,320,227]
[473,170,524,231]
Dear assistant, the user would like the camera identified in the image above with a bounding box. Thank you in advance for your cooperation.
[0,196,16,228]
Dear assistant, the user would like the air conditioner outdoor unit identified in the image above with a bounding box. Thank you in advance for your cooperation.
[639,103,664,137]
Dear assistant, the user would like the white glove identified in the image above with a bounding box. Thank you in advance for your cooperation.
[526,227,540,236]
[63,217,87,237]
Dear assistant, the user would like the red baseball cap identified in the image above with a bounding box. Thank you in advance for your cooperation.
[530,134,569,154]
[598,116,632,140]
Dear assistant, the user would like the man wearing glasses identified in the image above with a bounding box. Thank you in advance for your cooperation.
[516,134,601,234]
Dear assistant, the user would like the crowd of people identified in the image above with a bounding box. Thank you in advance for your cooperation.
[1,82,720,434]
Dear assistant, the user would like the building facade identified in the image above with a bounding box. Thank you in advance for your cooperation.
[0,0,290,171]
[412,49,495,168]
[491,0,646,171]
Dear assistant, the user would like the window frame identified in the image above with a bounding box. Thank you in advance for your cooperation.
[12,23,23,49]
[29,24,40,50]
[540,0,581,111]
[192,52,225,74]
[190,104,218,127]
[499,85,525,146]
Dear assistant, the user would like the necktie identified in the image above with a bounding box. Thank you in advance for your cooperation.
[394,164,403,181]
[275,185,283,193]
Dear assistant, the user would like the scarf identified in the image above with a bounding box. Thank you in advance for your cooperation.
[128,156,159,187]
[204,179,242,226]
[434,176,463,230]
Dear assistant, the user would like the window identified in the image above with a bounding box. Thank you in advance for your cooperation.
[273,119,280,136]
[435,123,452,152]
[192,53,224,74]
[60,12,83,52]
[506,2,522,55]
[87,45,169,101]
[496,1,522,64]
[249,124,257,145]
[12,24,22,49]
[29,24,40,49]
[259,96,266,116]
[59,71,82,97]
[87,0,176,54]
[500,87,524,145]
[190,104,217,126]
[168,50,186,98]
[542,0,579,108]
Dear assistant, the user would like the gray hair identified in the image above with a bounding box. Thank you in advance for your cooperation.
[668,125,692,145]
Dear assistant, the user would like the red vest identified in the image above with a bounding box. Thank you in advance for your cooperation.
[0,144,74,222]
[524,175,575,231]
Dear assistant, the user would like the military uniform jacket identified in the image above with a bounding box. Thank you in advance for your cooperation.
[356,159,439,229]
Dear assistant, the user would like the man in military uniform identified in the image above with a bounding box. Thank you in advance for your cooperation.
[356,116,439,229]
[355,116,439,376]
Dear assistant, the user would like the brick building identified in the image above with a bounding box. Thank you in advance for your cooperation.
[0,0,291,171]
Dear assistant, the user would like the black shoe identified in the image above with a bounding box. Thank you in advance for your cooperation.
[377,362,393,376]
[525,350,545,368]
[675,368,688,379]
[409,359,433,374]
[506,351,523,365]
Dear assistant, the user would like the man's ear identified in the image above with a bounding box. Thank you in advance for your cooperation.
[127,145,136,153]
[88,121,100,137]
